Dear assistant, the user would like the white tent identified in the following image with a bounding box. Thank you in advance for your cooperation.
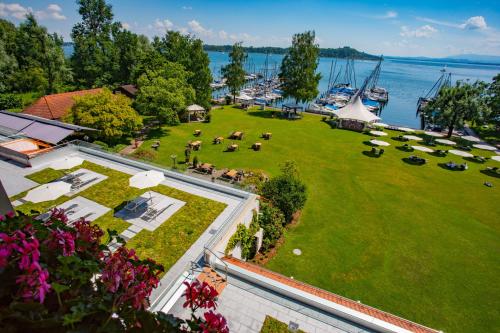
[129,170,165,189]
[186,104,205,112]
[24,181,72,203]
[336,96,381,123]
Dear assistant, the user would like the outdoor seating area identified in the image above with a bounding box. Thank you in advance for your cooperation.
[218,169,242,183]
[151,140,160,150]
[229,131,244,140]
[213,136,224,144]
[370,147,385,157]
[405,155,427,165]
[188,140,202,150]
[445,161,468,171]
[196,163,215,174]
[194,129,202,137]
[262,132,272,140]
[114,191,185,231]
[227,143,239,152]
[252,142,262,151]
[60,168,108,194]
[37,196,110,225]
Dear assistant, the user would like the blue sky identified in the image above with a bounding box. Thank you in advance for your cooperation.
[1,0,499,57]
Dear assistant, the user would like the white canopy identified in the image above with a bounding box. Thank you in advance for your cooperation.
[491,155,500,162]
[398,127,415,132]
[436,139,456,146]
[50,156,84,170]
[24,181,71,203]
[424,131,444,137]
[473,144,497,151]
[403,135,422,141]
[373,122,389,128]
[186,104,205,112]
[336,96,381,123]
[412,145,434,153]
[461,135,480,142]
[129,170,165,189]
[370,139,390,146]
[448,149,473,158]
[369,130,388,137]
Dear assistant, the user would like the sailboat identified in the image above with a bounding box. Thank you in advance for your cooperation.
[416,67,451,129]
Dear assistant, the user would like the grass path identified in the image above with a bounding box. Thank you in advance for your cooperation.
[135,106,500,333]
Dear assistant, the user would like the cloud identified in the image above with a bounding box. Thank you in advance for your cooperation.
[218,30,228,40]
[459,16,487,30]
[0,3,31,19]
[154,18,174,31]
[36,3,66,20]
[187,19,213,37]
[382,11,398,19]
[400,25,437,38]
[122,22,130,29]
[181,6,192,10]
[417,15,488,30]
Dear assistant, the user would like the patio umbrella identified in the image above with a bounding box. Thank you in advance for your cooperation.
[129,170,165,189]
[473,144,497,151]
[369,130,388,136]
[50,156,84,170]
[436,139,456,146]
[412,145,434,153]
[461,135,480,143]
[24,181,71,203]
[373,122,389,128]
[398,127,415,132]
[370,139,390,147]
[403,135,423,141]
[424,131,444,137]
[491,155,500,162]
[448,149,473,158]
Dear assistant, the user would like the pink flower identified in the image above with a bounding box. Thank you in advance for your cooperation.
[182,280,219,311]
[15,262,51,303]
[45,228,76,256]
[49,208,69,224]
[6,211,15,218]
[200,311,229,333]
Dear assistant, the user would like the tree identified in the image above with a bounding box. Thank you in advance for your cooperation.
[260,161,307,223]
[487,73,500,126]
[71,88,142,143]
[153,31,212,109]
[135,62,195,125]
[258,203,285,251]
[279,31,321,104]
[221,42,247,103]
[423,80,490,137]
[0,210,228,332]
[71,0,115,87]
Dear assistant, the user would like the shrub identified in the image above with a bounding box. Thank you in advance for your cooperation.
[258,203,285,252]
[193,155,199,168]
[0,93,22,110]
[260,161,307,223]
[205,112,212,123]
[225,95,232,105]
[225,214,260,260]
[92,140,109,149]
[185,147,192,163]
[0,210,228,332]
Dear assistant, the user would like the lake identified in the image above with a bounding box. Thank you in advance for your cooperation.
[208,51,500,128]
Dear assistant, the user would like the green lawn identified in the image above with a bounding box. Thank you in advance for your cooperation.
[12,161,226,272]
[260,316,306,333]
[135,106,500,333]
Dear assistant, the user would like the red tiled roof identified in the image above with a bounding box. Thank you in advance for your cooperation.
[22,88,103,120]
[224,257,439,333]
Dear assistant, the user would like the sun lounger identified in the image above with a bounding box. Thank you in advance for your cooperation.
[125,196,151,212]
[141,202,173,222]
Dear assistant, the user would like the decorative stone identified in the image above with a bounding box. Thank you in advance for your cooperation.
[292,248,302,256]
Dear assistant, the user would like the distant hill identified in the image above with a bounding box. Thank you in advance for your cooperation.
[446,54,500,64]
[203,45,380,60]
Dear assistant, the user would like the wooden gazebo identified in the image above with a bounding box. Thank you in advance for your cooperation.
[186,104,206,122]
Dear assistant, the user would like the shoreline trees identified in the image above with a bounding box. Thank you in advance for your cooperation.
[222,42,247,103]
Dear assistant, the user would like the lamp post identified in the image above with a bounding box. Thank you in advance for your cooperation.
[170,154,177,169]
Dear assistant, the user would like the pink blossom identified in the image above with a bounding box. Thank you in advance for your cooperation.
[45,228,76,256]
[182,280,219,311]
[200,311,229,333]
[15,262,51,303]
[6,211,15,218]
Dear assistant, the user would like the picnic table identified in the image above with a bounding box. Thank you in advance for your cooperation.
[213,136,224,144]
[198,163,214,174]
[230,131,243,140]
[189,140,202,150]
[253,142,262,151]
[194,130,202,136]
[227,143,239,151]
[262,132,272,139]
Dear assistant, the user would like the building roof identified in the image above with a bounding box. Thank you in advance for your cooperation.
[0,110,95,144]
[336,96,381,123]
[187,104,205,112]
[22,88,103,120]
[117,84,138,97]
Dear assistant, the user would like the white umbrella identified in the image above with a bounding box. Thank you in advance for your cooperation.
[398,127,415,132]
[373,122,389,128]
[370,139,390,147]
[129,170,165,189]
[491,155,500,162]
[24,181,71,203]
[403,135,423,141]
[424,131,444,137]
[50,156,84,170]
[436,139,456,146]
[412,145,434,153]
[369,130,388,137]
[461,135,480,143]
[448,149,474,158]
[473,144,497,151]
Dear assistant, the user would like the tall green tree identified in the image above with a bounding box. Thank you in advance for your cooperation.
[153,31,212,109]
[279,31,321,104]
[135,62,195,125]
[424,80,490,137]
[487,73,500,125]
[221,42,247,103]
[71,0,115,87]
[71,88,142,143]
